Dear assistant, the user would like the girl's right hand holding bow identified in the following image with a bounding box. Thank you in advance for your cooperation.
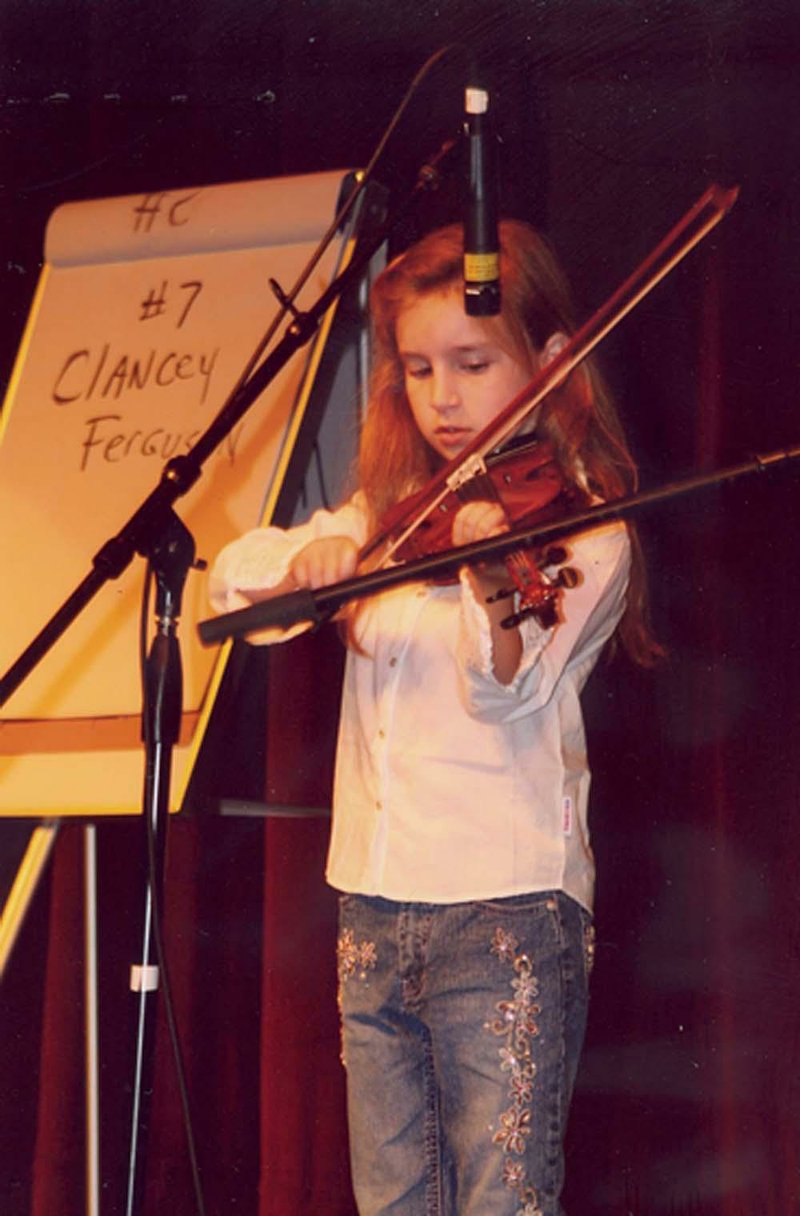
[288,536,360,590]
[235,536,360,606]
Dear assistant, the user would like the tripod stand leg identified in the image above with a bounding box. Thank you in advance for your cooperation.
[84,824,100,1216]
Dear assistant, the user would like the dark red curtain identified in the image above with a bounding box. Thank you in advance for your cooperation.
[257,633,354,1216]
[559,224,800,1212]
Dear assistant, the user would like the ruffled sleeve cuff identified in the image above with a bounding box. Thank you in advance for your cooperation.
[208,527,298,611]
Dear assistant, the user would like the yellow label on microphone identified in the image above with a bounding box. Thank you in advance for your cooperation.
[464,251,500,283]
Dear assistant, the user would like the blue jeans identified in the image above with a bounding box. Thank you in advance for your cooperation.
[336,891,593,1216]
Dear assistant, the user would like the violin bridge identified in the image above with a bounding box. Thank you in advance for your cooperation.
[446,453,487,492]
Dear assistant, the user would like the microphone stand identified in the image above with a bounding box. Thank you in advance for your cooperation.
[126,511,195,1216]
[197,443,800,646]
[0,145,457,1216]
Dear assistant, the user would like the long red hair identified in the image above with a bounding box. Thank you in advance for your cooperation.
[354,220,660,666]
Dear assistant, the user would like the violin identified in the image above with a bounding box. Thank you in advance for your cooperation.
[376,437,585,628]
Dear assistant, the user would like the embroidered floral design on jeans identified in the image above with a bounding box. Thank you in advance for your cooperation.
[336,928,378,1068]
[337,928,377,983]
[487,926,544,1216]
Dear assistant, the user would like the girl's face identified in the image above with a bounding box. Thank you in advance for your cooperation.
[395,287,536,461]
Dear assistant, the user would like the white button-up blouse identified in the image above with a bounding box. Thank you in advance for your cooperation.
[208,495,631,913]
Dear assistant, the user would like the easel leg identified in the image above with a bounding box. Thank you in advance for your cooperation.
[0,821,59,979]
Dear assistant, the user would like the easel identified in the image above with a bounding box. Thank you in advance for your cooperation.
[0,168,380,1214]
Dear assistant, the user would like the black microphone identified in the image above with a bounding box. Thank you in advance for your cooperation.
[463,86,500,317]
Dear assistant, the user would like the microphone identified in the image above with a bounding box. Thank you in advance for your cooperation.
[463,86,500,317]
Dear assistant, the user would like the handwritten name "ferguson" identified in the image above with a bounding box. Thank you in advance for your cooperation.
[79,414,245,471]
[52,343,220,407]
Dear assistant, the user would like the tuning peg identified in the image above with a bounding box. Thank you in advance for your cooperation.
[556,566,579,589]
[539,545,568,568]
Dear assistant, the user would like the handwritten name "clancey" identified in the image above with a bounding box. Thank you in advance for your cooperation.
[52,343,219,407]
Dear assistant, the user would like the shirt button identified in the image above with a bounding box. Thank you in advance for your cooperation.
[378,729,386,740]
[388,657,398,668]
[375,800,383,811]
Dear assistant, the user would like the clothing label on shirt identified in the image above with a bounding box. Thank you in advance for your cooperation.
[562,796,573,837]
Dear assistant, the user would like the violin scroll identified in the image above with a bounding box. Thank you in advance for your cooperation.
[492,544,580,631]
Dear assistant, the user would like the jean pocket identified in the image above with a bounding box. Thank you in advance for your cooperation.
[475,890,561,918]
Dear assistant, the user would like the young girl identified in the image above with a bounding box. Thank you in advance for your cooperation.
[209,220,655,1216]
